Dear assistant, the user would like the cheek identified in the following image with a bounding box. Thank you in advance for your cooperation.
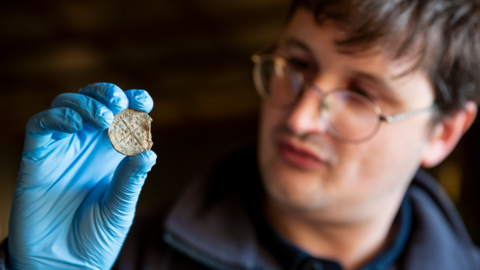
[340,119,430,196]
[258,104,285,163]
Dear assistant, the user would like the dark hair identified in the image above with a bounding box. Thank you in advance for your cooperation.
[288,0,480,119]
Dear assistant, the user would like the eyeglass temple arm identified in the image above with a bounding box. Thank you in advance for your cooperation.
[379,105,437,123]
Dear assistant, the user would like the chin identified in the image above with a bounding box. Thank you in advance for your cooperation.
[260,158,331,213]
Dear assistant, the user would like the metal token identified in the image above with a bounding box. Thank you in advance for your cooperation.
[108,108,153,156]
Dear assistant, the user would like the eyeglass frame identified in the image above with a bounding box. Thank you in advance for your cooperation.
[251,53,437,143]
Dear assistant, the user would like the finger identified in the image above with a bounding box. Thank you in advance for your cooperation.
[79,83,129,115]
[24,107,83,151]
[102,150,157,227]
[51,131,73,141]
[124,89,153,113]
[51,93,114,130]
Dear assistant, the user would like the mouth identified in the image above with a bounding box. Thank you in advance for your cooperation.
[277,139,324,170]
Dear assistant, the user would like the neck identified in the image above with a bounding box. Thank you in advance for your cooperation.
[264,195,404,270]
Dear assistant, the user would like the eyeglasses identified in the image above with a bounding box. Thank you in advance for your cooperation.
[252,53,436,143]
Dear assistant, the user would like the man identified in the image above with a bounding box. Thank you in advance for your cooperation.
[2,0,480,269]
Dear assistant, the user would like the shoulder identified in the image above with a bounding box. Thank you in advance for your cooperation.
[402,170,480,269]
[113,205,214,270]
[475,247,480,267]
[112,205,170,270]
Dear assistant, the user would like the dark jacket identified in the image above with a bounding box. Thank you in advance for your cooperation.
[112,147,480,270]
[1,147,480,269]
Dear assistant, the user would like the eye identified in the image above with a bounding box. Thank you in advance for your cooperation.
[287,57,312,71]
[287,57,316,82]
[350,84,373,100]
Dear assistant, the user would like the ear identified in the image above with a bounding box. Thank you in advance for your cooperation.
[421,101,477,168]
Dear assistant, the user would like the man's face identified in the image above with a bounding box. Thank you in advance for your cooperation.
[258,8,436,222]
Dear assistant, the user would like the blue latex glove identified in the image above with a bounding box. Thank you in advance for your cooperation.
[8,83,157,269]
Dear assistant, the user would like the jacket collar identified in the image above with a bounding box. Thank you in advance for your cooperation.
[163,175,280,270]
[401,170,479,269]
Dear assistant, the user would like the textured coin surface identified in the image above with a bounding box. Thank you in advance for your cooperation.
[108,108,153,156]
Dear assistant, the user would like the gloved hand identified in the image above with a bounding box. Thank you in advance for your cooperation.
[8,83,156,269]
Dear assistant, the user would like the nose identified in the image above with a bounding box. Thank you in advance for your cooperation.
[286,86,328,137]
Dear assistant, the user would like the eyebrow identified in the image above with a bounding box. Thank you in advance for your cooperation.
[354,71,393,92]
[283,38,314,55]
[282,38,396,95]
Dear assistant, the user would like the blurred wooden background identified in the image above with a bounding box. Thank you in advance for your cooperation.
[0,0,478,245]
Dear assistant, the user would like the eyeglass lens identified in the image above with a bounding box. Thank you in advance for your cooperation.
[255,56,381,142]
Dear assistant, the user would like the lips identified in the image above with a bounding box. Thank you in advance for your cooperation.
[277,140,324,170]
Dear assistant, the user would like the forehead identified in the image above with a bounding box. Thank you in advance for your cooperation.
[277,8,434,108]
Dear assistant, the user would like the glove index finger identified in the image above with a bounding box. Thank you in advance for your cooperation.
[79,83,129,115]
[26,107,83,135]
[24,108,83,151]
[51,93,113,130]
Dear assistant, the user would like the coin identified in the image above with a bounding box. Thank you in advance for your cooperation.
[108,108,153,156]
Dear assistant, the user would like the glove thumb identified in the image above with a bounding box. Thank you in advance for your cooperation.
[102,150,157,230]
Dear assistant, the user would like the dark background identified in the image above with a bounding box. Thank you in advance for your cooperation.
[0,0,478,246]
